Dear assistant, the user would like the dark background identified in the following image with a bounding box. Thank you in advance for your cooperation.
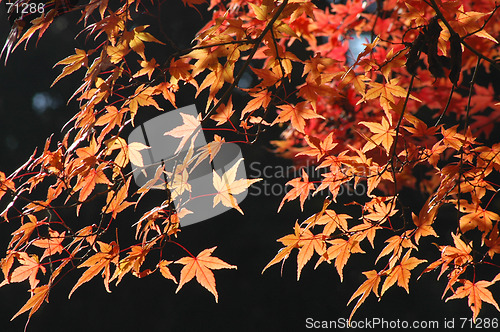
[0,1,499,331]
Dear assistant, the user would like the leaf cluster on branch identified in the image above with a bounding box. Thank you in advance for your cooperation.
[0,0,499,327]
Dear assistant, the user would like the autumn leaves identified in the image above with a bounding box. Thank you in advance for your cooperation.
[1,0,500,326]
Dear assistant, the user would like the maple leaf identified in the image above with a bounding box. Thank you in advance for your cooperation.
[359,117,396,154]
[158,260,177,284]
[240,90,272,120]
[106,137,150,168]
[175,247,236,302]
[0,252,46,290]
[381,250,426,296]
[95,106,127,142]
[262,223,301,275]
[111,244,152,285]
[313,169,347,201]
[164,112,201,155]
[296,230,325,280]
[363,198,398,223]
[210,97,235,126]
[485,222,500,258]
[250,66,280,89]
[11,284,50,321]
[52,48,88,86]
[376,233,416,264]
[102,178,135,219]
[448,6,498,43]
[262,222,326,280]
[126,85,164,123]
[122,25,165,60]
[272,102,324,134]
[9,215,39,250]
[212,159,262,214]
[314,209,351,235]
[278,169,315,212]
[14,10,55,51]
[0,171,15,201]
[339,68,368,94]
[316,236,364,282]
[154,82,177,108]
[132,58,158,80]
[296,133,338,161]
[440,125,465,150]
[422,233,473,279]
[73,163,112,204]
[32,230,65,262]
[358,78,420,119]
[459,201,498,233]
[412,197,440,244]
[446,277,500,322]
[68,241,119,298]
[347,270,381,321]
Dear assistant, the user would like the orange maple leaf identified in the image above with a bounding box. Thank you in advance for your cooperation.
[95,106,127,142]
[210,97,235,126]
[175,247,236,302]
[314,209,351,235]
[0,252,46,290]
[106,137,150,168]
[278,169,315,212]
[263,222,326,280]
[122,25,165,60]
[360,117,396,154]
[348,270,381,320]
[412,197,440,244]
[11,284,50,321]
[154,82,177,108]
[376,232,416,264]
[68,241,119,298]
[448,6,498,43]
[9,215,39,250]
[316,236,364,281]
[126,85,164,123]
[485,222,500,258]
[446,277,500,322]
[212,159,262,214]
[73,164,112,204]
[381,250,426,296]
[191,135,225,171]
[358,78,420,119]
[0,171,15,201]
[102,178,135,219]
[240,90,272,120]
[158,260,177,284]
[296,133,338,161]
[52,48,88,86]
[459,201,498,233]
[132,58,158,80]
[32,230,65,262]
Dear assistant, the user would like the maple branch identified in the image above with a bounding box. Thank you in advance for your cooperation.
[201,0,290,123]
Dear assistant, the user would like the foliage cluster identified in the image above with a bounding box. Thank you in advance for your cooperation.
[0,0,499,326]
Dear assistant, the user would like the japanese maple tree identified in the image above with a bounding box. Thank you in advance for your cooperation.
[1,0,500,327]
